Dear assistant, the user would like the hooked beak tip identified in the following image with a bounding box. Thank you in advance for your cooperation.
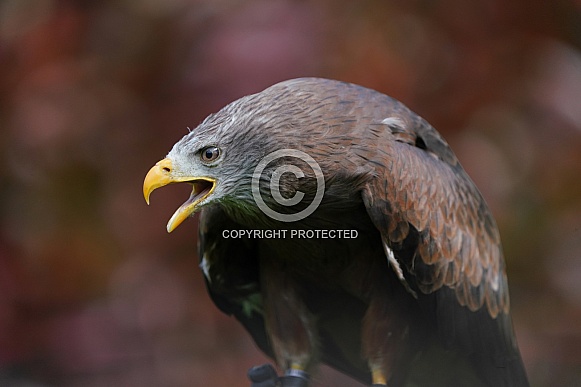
[143,158,174,205]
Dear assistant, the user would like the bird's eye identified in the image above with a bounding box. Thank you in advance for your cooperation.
[200,146,221,163]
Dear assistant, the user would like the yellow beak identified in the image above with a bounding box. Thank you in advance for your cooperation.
[143,158,216,233]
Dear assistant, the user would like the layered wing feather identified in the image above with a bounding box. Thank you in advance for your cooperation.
[359,115,528,386]
[361,116,508,317]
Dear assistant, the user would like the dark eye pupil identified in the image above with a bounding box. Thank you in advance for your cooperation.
[202,147,219,162]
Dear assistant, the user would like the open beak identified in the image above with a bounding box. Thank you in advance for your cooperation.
[143,158,216,233]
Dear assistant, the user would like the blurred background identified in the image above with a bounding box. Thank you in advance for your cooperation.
[1,0,580,386]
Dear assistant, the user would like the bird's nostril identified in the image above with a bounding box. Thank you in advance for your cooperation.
[163,167,171,172]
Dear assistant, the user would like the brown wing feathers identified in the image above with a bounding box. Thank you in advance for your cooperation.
[362,118,509,318]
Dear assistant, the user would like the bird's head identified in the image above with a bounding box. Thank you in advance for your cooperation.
[143,78,379,232]
[143,92,280,232]
[143,79,333,232]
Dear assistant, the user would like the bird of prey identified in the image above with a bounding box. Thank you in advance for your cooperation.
[143,78,529,387]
